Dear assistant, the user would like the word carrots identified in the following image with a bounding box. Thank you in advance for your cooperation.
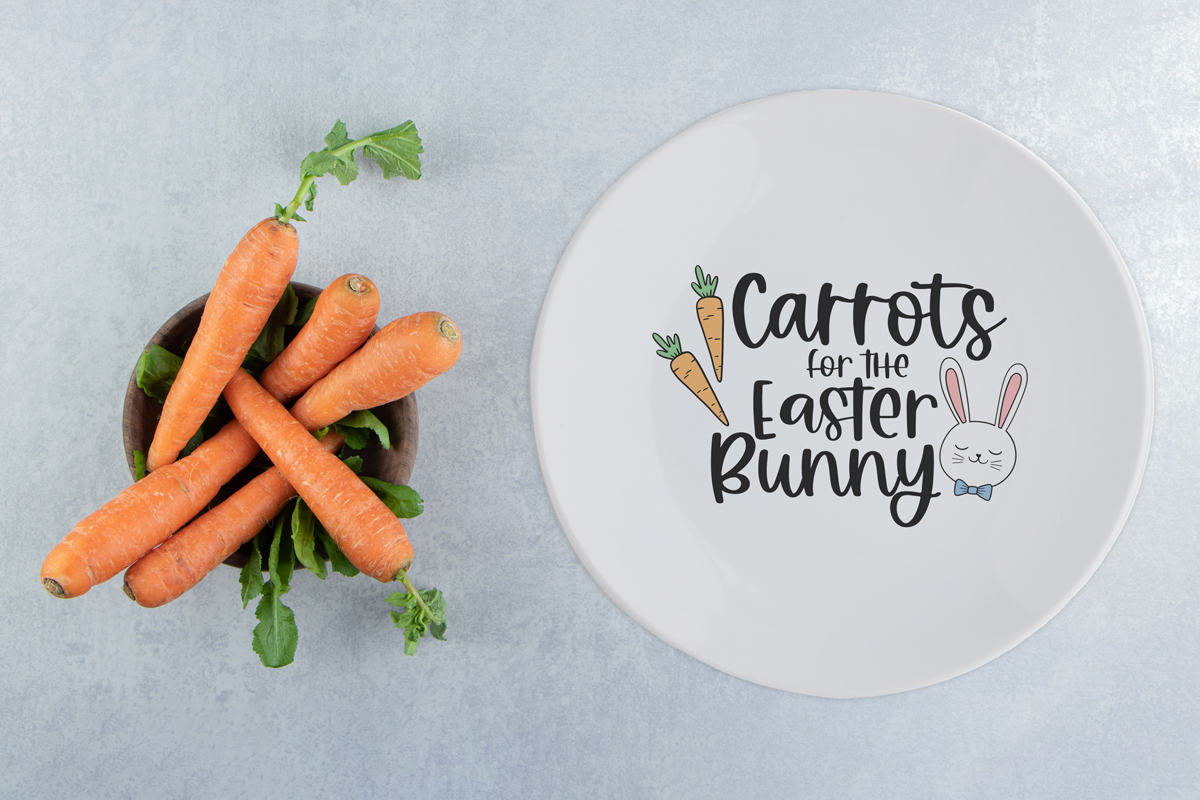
[653,332,727,426]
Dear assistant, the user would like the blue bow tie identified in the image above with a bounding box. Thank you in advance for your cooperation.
[954,479,992,501]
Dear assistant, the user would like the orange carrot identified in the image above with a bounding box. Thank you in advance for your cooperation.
[652,332,727,425]
[116,282,380,605]
[223,369,414,582]
[41,421,260,599]
[123,433,346,608]
[691,266,723,382]
[260,274,380,404]
[289,311,461,432]
[146,218,298,472]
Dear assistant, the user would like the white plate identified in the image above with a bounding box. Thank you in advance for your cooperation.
[531,91,1152,697]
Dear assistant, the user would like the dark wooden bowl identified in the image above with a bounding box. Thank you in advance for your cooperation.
[121,282,419,569]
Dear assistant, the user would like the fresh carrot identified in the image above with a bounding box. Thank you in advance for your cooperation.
[288,311,461,432]
[146,218,298,472]
[260,274,380,404]
[41,421,260,599]
[653,332,727,425]
[223,369,414,583]
[125,276,383,607]
[691,266,723,382]
[123,433,346,608]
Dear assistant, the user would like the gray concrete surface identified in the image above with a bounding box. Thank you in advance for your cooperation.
[2,1,1198,796]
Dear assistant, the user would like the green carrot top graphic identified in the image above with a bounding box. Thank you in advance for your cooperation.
[653,332,728,426]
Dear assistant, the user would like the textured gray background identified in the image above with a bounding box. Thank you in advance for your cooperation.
[2,1,1198,797]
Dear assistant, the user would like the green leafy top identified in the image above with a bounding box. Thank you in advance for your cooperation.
[691,265,718,298]
[652,332,683,360]
[386,575,447,656]
[135,344,183,403]
[275,120,423,224]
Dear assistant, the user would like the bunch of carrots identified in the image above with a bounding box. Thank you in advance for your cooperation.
[40,119,461,666]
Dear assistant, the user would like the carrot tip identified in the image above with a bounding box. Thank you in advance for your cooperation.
[122,580,137,603]
[437,318,459,342]
[43,578,67,598]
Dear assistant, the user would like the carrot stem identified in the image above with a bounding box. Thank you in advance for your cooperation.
[397,571,431,615]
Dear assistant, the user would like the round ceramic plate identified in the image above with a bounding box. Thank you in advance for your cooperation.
[531,91,1152,697]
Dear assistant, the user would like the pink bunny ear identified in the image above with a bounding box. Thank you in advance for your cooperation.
[994,364,1028,430]
[939,357,970,424]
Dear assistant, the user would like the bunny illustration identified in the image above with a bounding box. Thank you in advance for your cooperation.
[938,357,1028,501]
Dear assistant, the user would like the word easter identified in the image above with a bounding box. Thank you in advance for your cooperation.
[732,273,1006,360]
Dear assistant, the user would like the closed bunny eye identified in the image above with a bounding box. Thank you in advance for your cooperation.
[988,449,1003,455]
[954,445,968,451]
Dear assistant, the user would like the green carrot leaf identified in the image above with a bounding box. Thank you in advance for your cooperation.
[337,426,370,450]
[277,119,420,223]
[290,499,327,579]
[362,477,423,519]
[341,455,364,474]
[293,296,318,329]
[361,121,423,180]
[252,510,299,667]
[133,450,147,481]
[240,536,264,609]
[652,332,682,360]
[322,120,360,185]
[316,524,360,577]
[252,580,297,668]
[135,344,183,403]
[247,284,299,364]
[180,423,208,458]
[267,509,294,594]
[387,575,446,656]
[421,588,448,640]
[691,265,718,298]
[334,409,391,450]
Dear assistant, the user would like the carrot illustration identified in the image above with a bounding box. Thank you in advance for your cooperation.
[122,433,346,608]
[691,265,723,382]
[260,274,380,404]
[289,311,462,432]
[653,332,728,426]
[223,369,414,583]
[41,421,261,599]
[146,218,299,472]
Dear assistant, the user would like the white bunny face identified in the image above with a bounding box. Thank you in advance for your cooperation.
[939,422,1016,486]
[938,357,1028,492]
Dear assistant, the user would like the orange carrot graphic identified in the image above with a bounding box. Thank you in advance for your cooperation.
[691,265,723,382]
[653,332,728,425]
